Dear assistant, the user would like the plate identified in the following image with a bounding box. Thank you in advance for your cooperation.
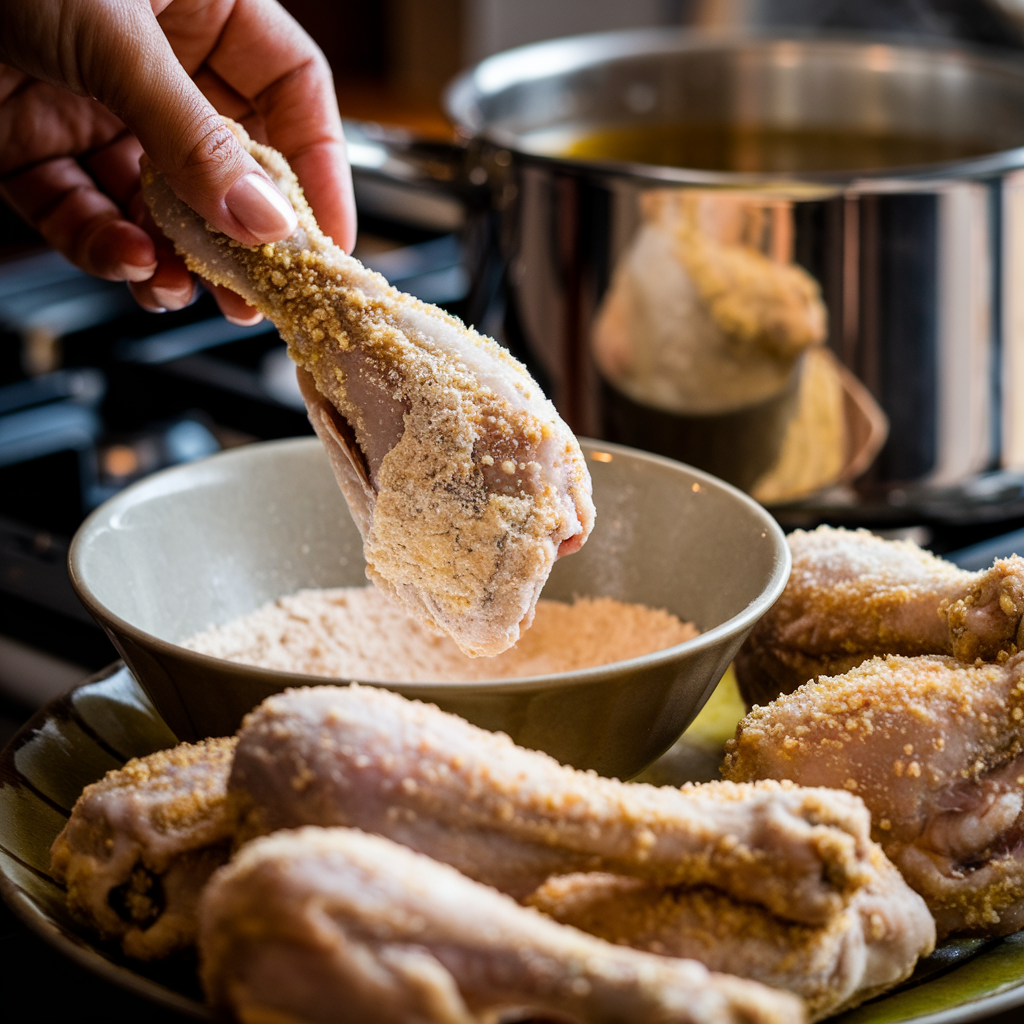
[0,663,211,1019]
[2,664,1024,1023]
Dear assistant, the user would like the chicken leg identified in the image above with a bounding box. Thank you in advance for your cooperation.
[526,844,934,1022]
[199,826,805,1024]
[725,652,1024,938]
[229,684,876,925]
[50,737,237,959]
[142,120,594,658]
[735,525,1024,706]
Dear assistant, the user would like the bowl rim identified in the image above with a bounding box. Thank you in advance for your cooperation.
[68,436,791,694]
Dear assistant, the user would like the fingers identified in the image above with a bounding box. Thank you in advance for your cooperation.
[191,68,269,145]
[80,131,145,207]
[193,0,356,251]
[208,283,263,326]
[0,156,156,280]
[124,174,262,321]
[128,265,194,312]
[1,0,354,320]
[285,136,356,253]
[191,67,253,126]
[80,1,297,246]
[126,189,260,321]
[126,195,195,311]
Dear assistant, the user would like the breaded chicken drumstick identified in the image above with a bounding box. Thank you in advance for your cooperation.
[735,525,1024,706]
[54,687,929,1020]
[142,120,594,657]
[527,848,934,1022]
[199,827,804,1024]
[726,652,1024,938]
[230,684,877,925]
[50,737,237,959]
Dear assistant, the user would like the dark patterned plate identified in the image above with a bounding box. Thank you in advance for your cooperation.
[2,664,1024,1022]
[0,663,210,1019]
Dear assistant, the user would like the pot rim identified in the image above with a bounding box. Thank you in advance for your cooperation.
[445,26,1024,186]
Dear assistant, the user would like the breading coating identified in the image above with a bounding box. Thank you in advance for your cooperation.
[528,843,934,1022]
[141,120,594,658]
[199,826,805,1024]
[735,526,1024,706]
[725,653,1024,937]
[50,737,236,959]
[229,684,876,925]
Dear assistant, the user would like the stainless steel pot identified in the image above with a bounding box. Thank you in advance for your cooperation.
[435,29,1024,523]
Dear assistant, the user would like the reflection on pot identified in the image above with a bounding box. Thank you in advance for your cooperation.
[749,346,845,503]
[593,190,825,414]
[592,189,881,500]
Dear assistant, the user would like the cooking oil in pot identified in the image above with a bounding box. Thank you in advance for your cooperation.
[556,123,996,173]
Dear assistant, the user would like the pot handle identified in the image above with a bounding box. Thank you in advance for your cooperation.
[343,119,488,226]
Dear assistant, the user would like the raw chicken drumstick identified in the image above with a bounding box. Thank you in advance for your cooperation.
[50,737,237,959]
[199,827,804,1024]
[48,702,913,1015]
[735,525,1024,706]
[528,844,934,1022]
[725,652,1024,938]
[142,120,594,657]
[52,694,926,1017]
[230,684,876,925]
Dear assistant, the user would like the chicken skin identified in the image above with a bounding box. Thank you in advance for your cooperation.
[527,843,934,1022]
[142,120,594,658]
[735,526,1024,706]
[229,684,877,925]
[55,683,915,1018]
[724,653,1024,938]
[50,737,236,959]
[199,827,804,1024]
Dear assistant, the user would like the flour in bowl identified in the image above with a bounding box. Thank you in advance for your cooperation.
[183,587,698,682]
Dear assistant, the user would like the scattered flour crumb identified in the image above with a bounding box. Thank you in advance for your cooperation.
[183,587,699,682]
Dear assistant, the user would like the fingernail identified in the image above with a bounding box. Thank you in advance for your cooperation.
[118,260,158,283]
[224,310,264,327]
[151,282,195,311]
[225,173,297,240]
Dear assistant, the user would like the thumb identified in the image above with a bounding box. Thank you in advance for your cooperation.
[84,3,297,245]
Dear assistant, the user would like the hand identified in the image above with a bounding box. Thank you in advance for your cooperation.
[0,0,356,324]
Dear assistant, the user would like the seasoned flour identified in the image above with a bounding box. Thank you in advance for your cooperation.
[184,587,698,682]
